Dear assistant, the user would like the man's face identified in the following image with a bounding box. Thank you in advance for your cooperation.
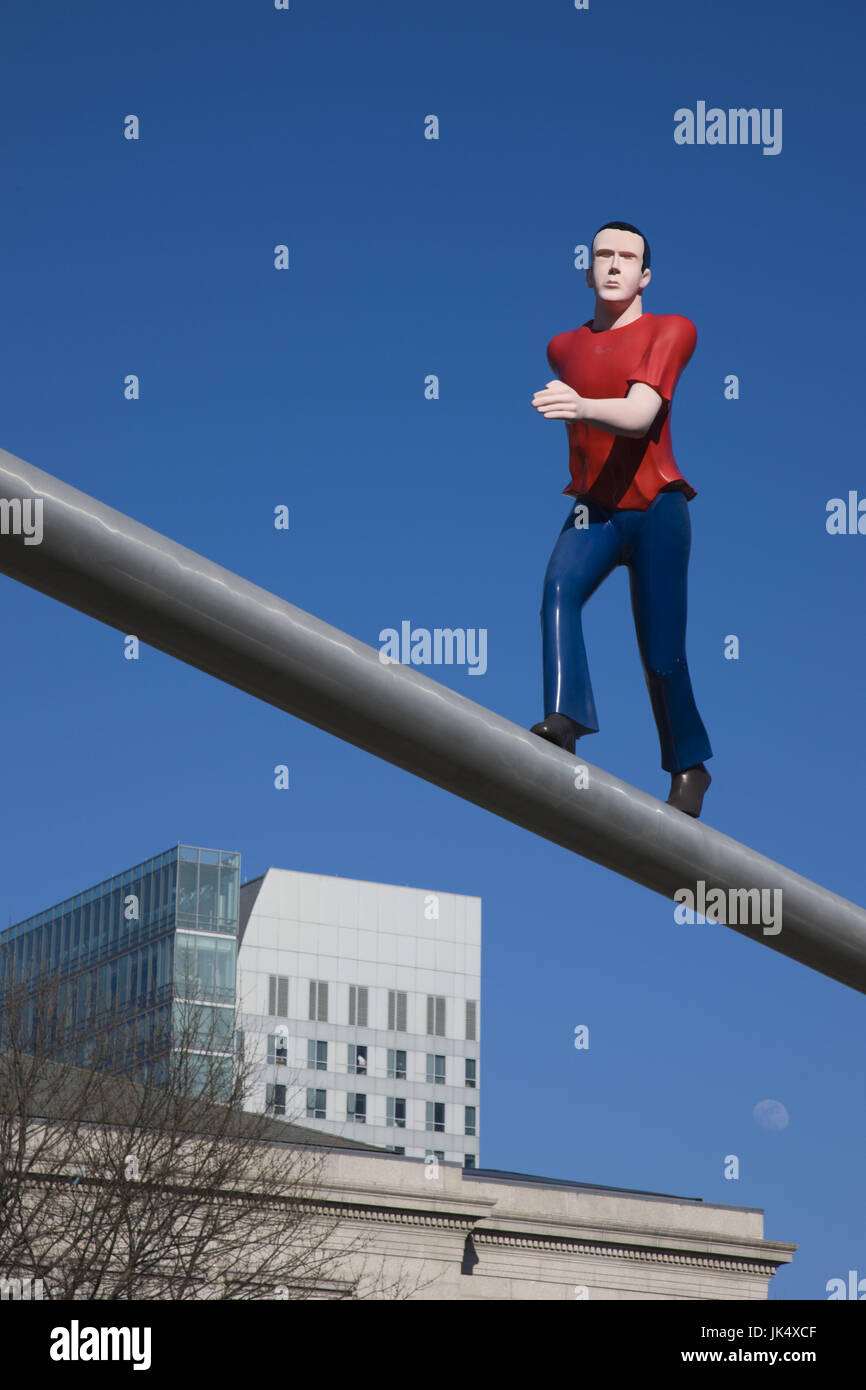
[586,228,651,303]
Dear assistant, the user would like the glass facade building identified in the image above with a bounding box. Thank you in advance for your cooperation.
[0,844,240,1081]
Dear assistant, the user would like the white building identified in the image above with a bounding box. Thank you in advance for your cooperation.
[236,868,481,1165]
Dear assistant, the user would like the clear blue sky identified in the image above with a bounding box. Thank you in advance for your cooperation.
[1,0,863,1301]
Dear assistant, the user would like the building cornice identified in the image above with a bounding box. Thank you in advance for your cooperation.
[300,1189,795,1274]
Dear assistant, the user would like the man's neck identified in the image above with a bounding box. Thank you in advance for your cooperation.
[591,297,644,332]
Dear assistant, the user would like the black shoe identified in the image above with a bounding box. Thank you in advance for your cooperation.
[530,713,578,755]
[667,763,711,818]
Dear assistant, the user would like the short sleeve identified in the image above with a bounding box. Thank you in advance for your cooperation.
[626,316,697,403]
[546,335,561,377]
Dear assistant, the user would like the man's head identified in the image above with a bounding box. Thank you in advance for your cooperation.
[586,222,651,306]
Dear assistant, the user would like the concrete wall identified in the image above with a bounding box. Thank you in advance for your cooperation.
[310,1149,795,1300]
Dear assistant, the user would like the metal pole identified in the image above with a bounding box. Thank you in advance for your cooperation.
[2,445,865,993]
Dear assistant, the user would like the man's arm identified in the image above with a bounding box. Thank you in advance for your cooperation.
[533,380,663,438]
[577,383,663,437]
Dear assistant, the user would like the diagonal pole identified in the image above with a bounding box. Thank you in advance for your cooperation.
[2,445,865,993]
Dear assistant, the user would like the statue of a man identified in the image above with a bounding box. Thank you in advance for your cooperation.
[529,221,712,819]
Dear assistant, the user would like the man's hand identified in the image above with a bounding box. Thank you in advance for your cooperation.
[532,379,585,421]
[531,379,664,437]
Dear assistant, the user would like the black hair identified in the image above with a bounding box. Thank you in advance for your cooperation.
[590,221,650,271]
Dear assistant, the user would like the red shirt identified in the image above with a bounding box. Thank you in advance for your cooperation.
[546,311,697,511]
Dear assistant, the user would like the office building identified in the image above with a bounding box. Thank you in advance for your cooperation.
[236,867,481,1166]
[0,848,481,1167]
[0,844,240,1083]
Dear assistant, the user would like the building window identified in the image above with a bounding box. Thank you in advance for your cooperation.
[465,1000,477,1041]
[347,1044,368,1076]
[386,1096,406,1129]
[306,1088,326,1120]
[465,1105,476,1137]
[387,1048,407,1080]
[464,1154,476,1169]
[267,1032,288,1066]
[308,980,328,1022]
[426,995,446,1037]
[387,990,407,1031]
[347,1093,366,1124]
[348,985,368,1027]
[265,1083,286,1117]
[425,1101,445,1133]
[425,1148,445,1162]
[426,1054,446,1086]
[465,1058,476,1088]
[307,1039,328,1071]
[268,974,289,1017]
[388,1146,405,1155]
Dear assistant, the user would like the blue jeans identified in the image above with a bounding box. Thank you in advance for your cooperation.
[540,489,713,774]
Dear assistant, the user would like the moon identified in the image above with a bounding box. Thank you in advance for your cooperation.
[752,1099,789,1131]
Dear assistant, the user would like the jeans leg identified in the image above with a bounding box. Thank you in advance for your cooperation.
[540,501,621,732]
[626,492,713,774]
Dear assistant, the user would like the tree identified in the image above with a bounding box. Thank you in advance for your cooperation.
[0,954,428,1300]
